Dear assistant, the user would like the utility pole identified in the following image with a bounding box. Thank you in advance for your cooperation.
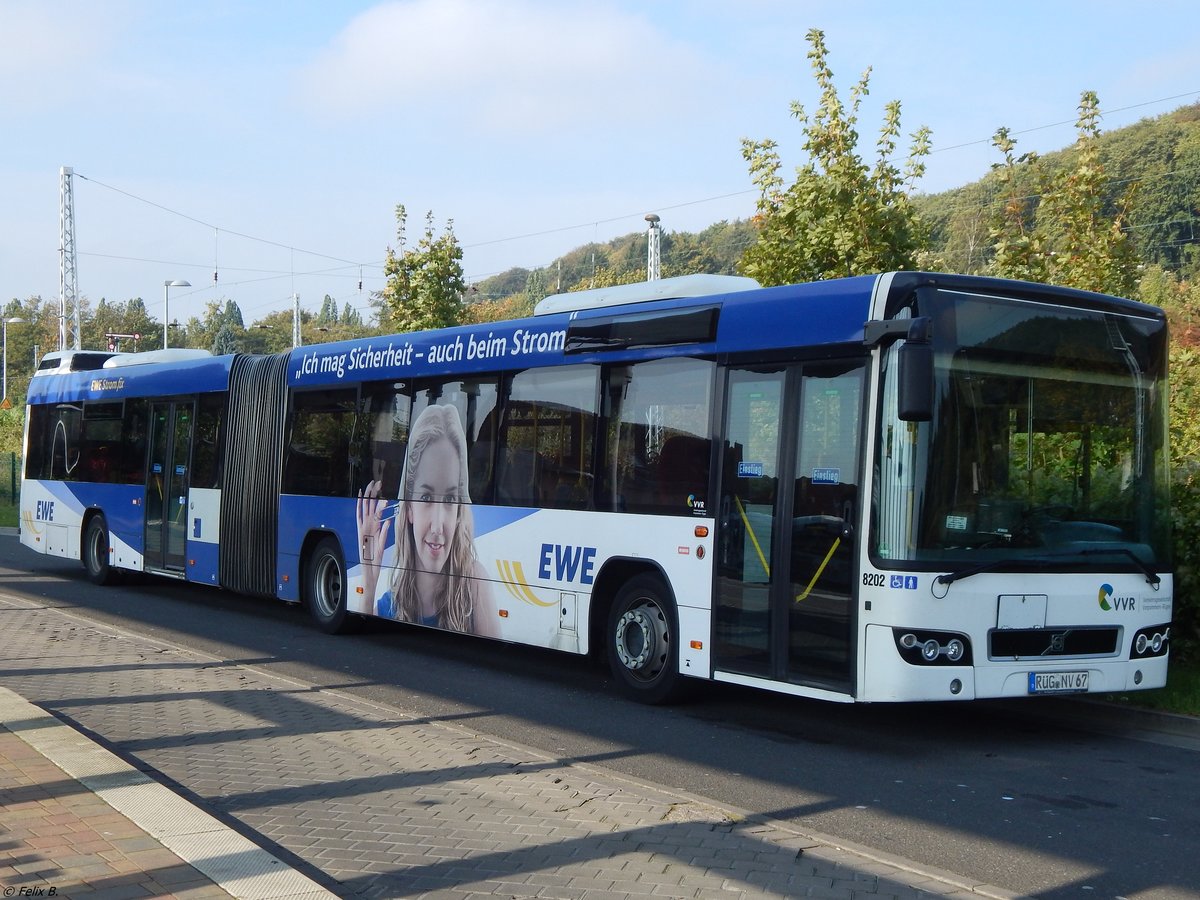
[59,166,80,350]
[645,213,661,281]
[292,293,301,347]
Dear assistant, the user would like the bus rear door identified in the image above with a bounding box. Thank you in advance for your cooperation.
[144,399,195,574]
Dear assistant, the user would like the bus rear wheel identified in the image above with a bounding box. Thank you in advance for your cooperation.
[83,515,117,585]
[607,574,686,704]
[305,537,356,634]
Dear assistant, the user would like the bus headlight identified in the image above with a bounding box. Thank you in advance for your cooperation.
[892,629,972,666]
[1131,625,1170,660]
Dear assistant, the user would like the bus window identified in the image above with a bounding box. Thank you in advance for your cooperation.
[602,357,714,516]
[497,365,598,509]
[191,393,224,490]
[283,389,359,497]
[358,381,411,499]
[410,377,500,505]
[24,405,51,480]
[50,404,83,481]
[78,401,124,483]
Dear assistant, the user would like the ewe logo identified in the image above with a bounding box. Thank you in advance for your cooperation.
[1098,583,1136,612]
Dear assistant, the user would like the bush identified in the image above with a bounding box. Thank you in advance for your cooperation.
[1144,268,1200,661]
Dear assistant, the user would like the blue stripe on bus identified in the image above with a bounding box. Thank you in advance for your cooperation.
[26,356,234,404]
[284,277,878,389]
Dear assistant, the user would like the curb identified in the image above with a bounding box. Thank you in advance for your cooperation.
[0,686,337,900]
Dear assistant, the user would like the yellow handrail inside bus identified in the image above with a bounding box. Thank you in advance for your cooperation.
[795,537,841,603]
[734,494,770,578]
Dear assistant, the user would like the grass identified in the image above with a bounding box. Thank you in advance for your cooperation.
[0,500,15,528]
[1102,655,1200,717]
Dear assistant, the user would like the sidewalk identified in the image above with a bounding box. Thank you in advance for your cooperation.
[0,592,1014,899]
[0,688,335,900]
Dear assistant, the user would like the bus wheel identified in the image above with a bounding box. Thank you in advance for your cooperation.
[607,574,685,704]
[305,537,356,634]
[83,515,117,585]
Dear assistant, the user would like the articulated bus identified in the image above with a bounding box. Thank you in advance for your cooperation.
[19,272,1172,703]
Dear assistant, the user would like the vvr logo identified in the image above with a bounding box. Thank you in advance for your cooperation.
[539,543,597,585]
[1098,583,1136,612]
[35,500,55,521]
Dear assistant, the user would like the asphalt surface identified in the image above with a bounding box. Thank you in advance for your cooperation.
[2,536,1198,898]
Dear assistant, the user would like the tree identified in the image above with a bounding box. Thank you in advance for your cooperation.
[989,92,1139,296]
[738,29,931,286]
[221,299,245,331]
[987,127,1049,284]
[524,269,547,312]
[211,324,239,355]
[379,205,466,333]
[316,294,339,326]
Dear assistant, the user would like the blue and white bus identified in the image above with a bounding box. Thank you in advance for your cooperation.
[19,271,1173,703]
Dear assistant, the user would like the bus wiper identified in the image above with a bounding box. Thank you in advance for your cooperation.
[937,549,1161,589]
[1079,548,1161,586]
[935,557,1056,588]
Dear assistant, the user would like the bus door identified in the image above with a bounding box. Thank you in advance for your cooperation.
[715,362,864,692]
[144,399,195,573]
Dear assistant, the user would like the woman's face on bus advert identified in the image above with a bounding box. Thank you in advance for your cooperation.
[406,437,461,574]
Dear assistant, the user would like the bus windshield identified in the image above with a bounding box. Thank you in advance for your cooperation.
[874,288,1171,570]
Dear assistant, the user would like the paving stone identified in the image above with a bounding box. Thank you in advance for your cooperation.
[0,601,988,899]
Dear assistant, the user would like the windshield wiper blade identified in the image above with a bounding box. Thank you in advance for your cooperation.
[1079,547,1161,586]
[937,549,1162,589]
[935,557,1055,588]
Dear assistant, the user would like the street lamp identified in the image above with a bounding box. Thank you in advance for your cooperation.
[3,316,25,404]
[163,279,190,348]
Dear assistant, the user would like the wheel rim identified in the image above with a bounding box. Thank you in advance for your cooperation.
[87,524,105,574]
[614,599,669,683]
[313,554,343,619]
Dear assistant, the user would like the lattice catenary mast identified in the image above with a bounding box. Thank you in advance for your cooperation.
[59,166,80,350]
[645,213,661,281]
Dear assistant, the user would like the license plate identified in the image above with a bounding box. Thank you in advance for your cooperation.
[1028,671,1089,694]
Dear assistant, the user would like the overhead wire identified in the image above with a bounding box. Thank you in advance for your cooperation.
[70,89,1200,316]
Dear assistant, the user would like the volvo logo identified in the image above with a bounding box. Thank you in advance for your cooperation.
[1046,632,1068,654]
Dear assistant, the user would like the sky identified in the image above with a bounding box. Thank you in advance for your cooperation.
[2,0,1198,331]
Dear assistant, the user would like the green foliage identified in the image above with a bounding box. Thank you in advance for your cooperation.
[987,127,1049,283]
[316,294,339,326]
[210,323,239,355]
[1141,266,1200,658]
[379,204,466,333]
[923,101,1200,282]
[470,220,756,307]
[0,407,23,456]
[989,92,1140,296]
[738,29,931,286]
[524,269,547,310]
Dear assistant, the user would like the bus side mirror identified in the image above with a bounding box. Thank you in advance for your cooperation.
[897,340,933,422]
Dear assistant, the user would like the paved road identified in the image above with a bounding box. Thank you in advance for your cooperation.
[2,539,1198,898]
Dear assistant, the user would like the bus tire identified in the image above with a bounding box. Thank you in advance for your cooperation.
[83,515,117,585]
[607,574,687,704]
[305,536,356,634]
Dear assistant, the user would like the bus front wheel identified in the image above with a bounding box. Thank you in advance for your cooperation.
[305,537,356,634]
[83,515,116,585]
[607,574,686,704]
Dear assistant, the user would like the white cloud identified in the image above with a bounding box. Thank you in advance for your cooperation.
[296,0,718,134]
